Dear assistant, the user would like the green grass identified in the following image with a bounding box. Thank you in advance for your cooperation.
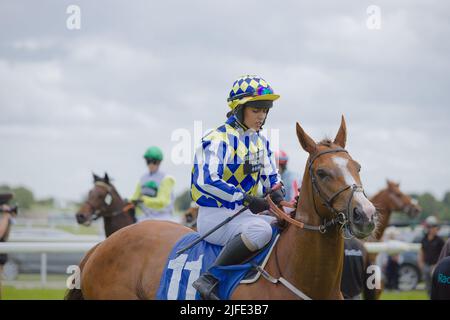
[2,287,66,300]
[56,225,100,235]
[380,290,428,300]
[2,288,428,300]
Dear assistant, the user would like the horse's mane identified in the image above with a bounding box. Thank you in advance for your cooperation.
[318,138,333,147]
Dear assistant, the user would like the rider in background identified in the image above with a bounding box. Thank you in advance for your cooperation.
[191,75,285,300]
[130,146,175,222]
[275,150,300,202]
[418,215,445,298]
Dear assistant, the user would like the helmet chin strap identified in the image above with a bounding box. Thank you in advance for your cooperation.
[233,105,270,131]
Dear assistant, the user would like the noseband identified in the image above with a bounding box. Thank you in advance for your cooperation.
[308,148,365,236]
[85,182,123,221]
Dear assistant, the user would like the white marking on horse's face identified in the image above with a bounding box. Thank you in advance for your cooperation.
[332,157,376,219]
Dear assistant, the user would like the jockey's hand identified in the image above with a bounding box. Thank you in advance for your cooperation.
[243,195,269,214]
[270,188,285,206]
[131,199,142,206]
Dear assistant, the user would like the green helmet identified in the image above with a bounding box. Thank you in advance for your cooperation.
[143,146,163,161]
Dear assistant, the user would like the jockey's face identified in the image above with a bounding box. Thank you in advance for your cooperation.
[243,106,269,131]
[146,159,161,173]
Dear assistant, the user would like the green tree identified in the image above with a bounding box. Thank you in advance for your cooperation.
[443,192,450,207]
[0,184,35,209]
[417,193,440,219]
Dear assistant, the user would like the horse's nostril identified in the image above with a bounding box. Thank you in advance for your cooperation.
[353,208,363,223]
[76,213,86,223]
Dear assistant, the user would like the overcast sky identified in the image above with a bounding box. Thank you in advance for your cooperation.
[1,1,449,203]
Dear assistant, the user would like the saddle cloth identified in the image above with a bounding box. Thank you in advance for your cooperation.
[156,227,279,300]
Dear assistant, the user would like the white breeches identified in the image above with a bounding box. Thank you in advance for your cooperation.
[196,205,276,251]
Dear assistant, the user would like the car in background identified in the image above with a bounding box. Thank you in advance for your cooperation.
[396,225,450,291]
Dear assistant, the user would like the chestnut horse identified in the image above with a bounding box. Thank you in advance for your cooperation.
[369,180,421,241]
[66,116,377,300]
[363,180,421,299]
[75,173,136,237]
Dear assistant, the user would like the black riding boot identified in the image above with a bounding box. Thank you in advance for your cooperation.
[192,234,255,300]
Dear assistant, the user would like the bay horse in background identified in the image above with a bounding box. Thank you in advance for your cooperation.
[75,173,136,237]
[66,116,378,300]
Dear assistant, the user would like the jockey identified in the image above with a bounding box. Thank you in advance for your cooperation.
[275,150,301,202]
[130,146,175,222]
[191,75,285,300]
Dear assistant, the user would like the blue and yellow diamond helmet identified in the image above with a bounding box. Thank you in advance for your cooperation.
[227,75,280,110]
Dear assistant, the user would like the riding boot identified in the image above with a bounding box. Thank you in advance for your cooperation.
[192,234,255,300]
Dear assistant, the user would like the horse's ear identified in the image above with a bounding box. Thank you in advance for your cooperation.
[387,179,396,191]
[296,122,317,154]
[93,173,100,182]
[333,115,347,148]
[104,172,110,183]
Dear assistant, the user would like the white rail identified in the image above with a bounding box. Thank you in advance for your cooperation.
[0,240,421,287]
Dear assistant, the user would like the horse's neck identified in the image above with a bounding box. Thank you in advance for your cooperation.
[276,173,344,299]
[370,190,392,241]
[103,191,133,237]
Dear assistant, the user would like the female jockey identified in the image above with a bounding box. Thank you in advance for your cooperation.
[191,75,284,300]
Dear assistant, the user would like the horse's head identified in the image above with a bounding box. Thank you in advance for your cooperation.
[183,206,199,230]
[385,180,422,218]
[76,173,117,226]
[296,116,377,239]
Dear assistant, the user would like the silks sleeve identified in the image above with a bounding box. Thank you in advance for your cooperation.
[260,137,281,194]
[130,183,142,202]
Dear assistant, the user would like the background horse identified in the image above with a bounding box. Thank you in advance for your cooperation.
[364,180,421,299]
[66,116,377,300]
[75,173,136,237]
[369,180,421,241]
[183,206,199,231]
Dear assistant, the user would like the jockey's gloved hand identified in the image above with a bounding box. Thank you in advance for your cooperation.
[131,199,142,206]
[243,194,270,214]
[270,188,285,206]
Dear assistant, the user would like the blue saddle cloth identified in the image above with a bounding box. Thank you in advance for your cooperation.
[156,227,279,300]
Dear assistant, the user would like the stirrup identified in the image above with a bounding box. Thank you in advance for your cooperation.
[192,274,220,300]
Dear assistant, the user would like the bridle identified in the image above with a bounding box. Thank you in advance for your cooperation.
[268,148,366,238]
[84,182,134,221]
[387,189,417,215]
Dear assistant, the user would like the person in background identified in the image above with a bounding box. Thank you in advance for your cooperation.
[438,237,450,263]
[384,254,400,291]
[274,150,300,202]
[0,193,16,299]
[130,146,176,222]
[341,238,374,300]
[418,215,445,298]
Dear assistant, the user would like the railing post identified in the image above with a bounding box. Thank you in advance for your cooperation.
[40,252,47,287]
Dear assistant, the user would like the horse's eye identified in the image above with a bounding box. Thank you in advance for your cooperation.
[316,169,329,180]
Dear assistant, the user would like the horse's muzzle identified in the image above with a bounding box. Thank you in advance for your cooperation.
[350,206,375,238]
[76,213,87,224]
